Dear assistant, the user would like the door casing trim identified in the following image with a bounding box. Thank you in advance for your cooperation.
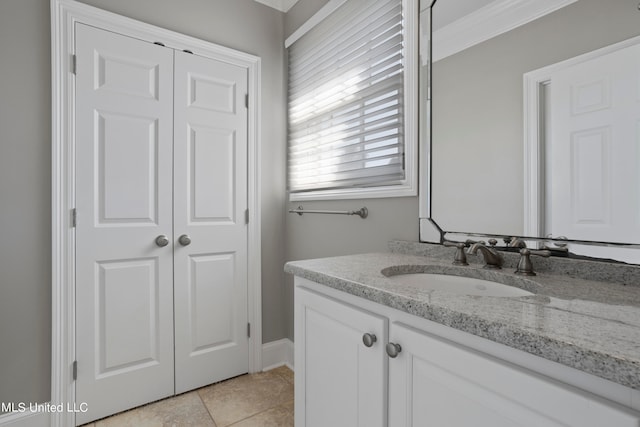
[51,1,263,425]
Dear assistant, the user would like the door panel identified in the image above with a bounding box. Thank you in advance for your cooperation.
[294,287,388,427]
[548,41,640,262]
[190,126,236,222]
[569,127,609,223]
[188,73,238,113]
[75,23,175,425]
[98,113,159,223]
[95,52,161,99]
[173,51,249,394]
[97,258,160,373]
[388,322,639,427]
[188,253,236,352]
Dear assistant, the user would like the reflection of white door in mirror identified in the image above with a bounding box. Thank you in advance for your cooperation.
[525,38,640,263]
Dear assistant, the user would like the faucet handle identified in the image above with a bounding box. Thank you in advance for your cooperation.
[515,248,551,276]
[506,237,527,248]
[465,238,485,245]
[443,241,469,266]
[530,249,552,257]
[542,235,569,253]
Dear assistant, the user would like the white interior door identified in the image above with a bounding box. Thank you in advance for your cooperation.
[75,24,250,423]
[172,51,249,393]
[547,42,640,262]
[75,23,175,424]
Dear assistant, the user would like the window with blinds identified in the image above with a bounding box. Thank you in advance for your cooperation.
[287,0,415,199]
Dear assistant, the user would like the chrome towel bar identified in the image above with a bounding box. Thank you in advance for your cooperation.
[288,206,368,219]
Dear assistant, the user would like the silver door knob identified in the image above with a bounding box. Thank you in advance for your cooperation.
[155,235,169,247]
[386,342,402,358]
[178,234,191,246]
[362,333,377,348]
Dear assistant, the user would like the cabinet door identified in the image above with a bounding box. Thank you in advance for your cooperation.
[295,286,388,427]
[388,322,640,427]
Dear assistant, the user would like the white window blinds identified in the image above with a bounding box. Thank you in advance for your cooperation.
[287,0,406,194]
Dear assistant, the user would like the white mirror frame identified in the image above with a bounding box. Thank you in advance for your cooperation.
[418,1,443,243]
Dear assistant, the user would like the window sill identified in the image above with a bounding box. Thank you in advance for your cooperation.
[289,181,417,201]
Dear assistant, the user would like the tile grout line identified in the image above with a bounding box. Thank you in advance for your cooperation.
[196,388,219,426]
[90,368,295,427]
[225,400,294,427]
[201,369,294,427]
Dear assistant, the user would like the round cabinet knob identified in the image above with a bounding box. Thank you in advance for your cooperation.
[178,234,191,246]
[362,333,377,348]
[386,342,402,358]
[155,235,169,247]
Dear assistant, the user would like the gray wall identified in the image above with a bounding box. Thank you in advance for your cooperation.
[0,0,287,408]
[282,0,420,340]
[0,0,52,409]
[283,200,419,339]
[432,0,640,236]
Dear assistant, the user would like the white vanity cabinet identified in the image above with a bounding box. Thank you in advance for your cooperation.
[388,323,639,427]
[294,277,640,427]
[295,286,388,427]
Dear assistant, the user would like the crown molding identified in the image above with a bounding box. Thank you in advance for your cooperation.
[284,0,347,47]
[432,0,578,62]
[254,0,299,13]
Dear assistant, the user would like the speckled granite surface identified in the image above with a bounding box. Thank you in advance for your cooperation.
[284,242,640,389]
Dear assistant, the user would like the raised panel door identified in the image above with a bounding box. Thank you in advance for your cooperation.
[548,41,640,262]
[172,51,249,393]
[74,23,175,425]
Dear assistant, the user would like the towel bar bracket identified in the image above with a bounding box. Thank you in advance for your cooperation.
[288,206,368,219]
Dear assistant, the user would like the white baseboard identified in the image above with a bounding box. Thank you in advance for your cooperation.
[0,410,49,427]
[262,338,294,371]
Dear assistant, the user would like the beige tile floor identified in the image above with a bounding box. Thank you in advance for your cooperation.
[81,366,294,427]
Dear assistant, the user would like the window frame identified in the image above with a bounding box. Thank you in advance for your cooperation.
[286,0,419,201]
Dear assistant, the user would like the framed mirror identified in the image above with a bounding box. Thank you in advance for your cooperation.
[419,0,640,263]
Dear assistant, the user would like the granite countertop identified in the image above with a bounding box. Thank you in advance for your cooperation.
[284,249,640,390]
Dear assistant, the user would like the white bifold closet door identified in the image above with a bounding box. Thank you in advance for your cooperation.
[75,23,249,425]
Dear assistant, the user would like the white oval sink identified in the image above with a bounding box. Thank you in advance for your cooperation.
[387,273,534,297]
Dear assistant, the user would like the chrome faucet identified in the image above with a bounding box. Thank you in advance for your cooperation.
[467,242,504,269]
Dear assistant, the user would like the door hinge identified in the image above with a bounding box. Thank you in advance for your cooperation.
[72,361,77,381]
[71,54,76,75]
[245,209,249,224]
[71,208,77,228]
[247,323,251,338]
[245,94,249,109]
